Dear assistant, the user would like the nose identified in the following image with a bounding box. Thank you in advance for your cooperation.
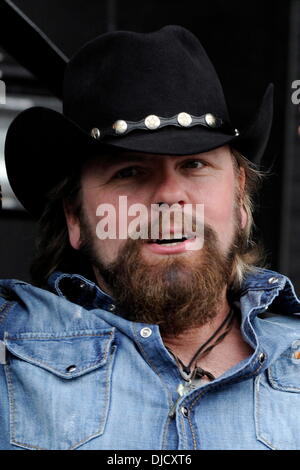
[151,165,187,207]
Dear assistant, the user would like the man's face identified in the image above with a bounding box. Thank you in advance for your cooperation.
[65,145,247,335]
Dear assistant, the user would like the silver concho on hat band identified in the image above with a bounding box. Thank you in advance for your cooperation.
[204,113,217,128]
[113,120,128,135]
[90,112,238,140]
[177,112,192,127]
[90,127,101,139]
[144,115,161,130]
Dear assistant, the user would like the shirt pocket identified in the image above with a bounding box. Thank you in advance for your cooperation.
[255,340,300,450]
[4,328,116,450]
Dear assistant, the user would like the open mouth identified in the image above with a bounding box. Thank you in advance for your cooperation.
[147,236,195,246]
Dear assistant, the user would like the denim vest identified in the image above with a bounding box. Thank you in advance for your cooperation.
[0,267,300,450]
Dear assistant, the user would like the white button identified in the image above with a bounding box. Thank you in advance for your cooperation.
[108,304,116,312]
[144,115,160,130]
[113,120,128,135]
[268,277,279,284]
[177,112,192,127]
[140,327,152,338]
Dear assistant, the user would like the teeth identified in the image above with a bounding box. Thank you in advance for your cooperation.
[159,241,182,246]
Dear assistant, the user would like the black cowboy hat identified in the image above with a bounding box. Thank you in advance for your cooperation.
[4,25,273,218]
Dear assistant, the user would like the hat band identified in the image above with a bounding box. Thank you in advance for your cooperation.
[90,112,239,140]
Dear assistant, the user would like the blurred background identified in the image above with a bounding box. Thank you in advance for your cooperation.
[0,0,299,290]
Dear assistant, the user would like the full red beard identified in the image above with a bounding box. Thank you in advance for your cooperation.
[79,213,244,336]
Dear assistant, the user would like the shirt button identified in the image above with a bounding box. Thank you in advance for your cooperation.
[79,282,85,289]
[140,327,152,338]
[66,365,77,373]
[258,352,266,364]
[268,277,279,284]
[181,406,189,418]
[108,304,116,312]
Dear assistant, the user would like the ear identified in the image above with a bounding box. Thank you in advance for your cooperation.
[63,200,81,250]
[238,167,248,230]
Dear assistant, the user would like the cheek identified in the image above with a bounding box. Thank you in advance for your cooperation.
[95,238,126,265]
[199,184,236,226]
[82,190,129,265]
[193,179,237,249]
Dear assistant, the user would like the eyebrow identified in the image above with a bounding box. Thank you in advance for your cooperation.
[100,152,164,168]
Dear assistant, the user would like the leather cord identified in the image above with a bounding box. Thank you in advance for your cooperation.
[166,308,235,382]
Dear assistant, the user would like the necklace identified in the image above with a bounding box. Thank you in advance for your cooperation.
[167,308,235,413]
[168,308,235,382]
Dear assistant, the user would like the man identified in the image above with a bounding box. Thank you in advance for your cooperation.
[0,25,299,451]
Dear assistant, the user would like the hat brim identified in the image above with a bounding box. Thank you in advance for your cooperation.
[4,83,273,218]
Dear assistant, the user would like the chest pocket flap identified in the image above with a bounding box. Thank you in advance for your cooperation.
[4,328,116,450]
[5,329,114,379]
[255,339,300,450]
[267,339,300,392]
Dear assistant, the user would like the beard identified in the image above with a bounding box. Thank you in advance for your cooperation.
[79,209,244,336]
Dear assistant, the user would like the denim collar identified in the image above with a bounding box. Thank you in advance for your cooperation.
[47,271,116,312]
[46,268,300,376]
[47,267,300,320]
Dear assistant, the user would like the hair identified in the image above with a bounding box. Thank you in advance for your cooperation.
[30,147,268,290]
[229,148,269,290]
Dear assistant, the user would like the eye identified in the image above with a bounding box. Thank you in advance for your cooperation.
[182,159,206,169]
[114,166,140,179]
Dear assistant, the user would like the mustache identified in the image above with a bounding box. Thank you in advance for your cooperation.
[127,210,204,240]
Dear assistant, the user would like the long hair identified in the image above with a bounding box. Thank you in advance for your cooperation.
[30,148,268,289]
[229,148,269,290]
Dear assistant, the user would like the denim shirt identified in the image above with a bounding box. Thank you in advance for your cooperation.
[0,267,300,450]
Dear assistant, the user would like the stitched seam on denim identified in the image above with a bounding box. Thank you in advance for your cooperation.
[179,414,188,449]
[54,276,65,297]
[239,286,282,296]
[132,324,173,408]
[6,354,106,372]
[99,345,115,434]
[254,376,260,444]
[11,440,47,450]
[268,370,300,391]
[187,412,197,450]
[69,345,116,450]
[260,319,300,330]
[161,416,172,450]
[0,301,17,326]
[188,362,265,412]
[255,374,278,450]
[6,332,113,340]
[6,341,111,376]
[4,364,18,448]
[69,431,105,451]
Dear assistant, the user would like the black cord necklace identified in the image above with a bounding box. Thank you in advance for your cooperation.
[166,308,235,383]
